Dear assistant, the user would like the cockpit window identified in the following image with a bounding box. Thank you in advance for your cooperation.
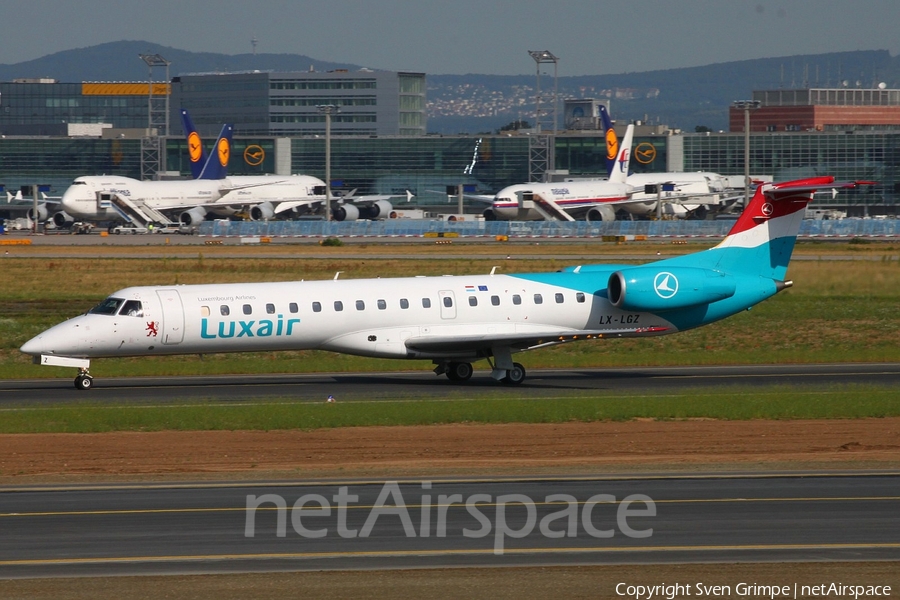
[119,300,143,317]
[89,297,124,315]
[71,180,87,185]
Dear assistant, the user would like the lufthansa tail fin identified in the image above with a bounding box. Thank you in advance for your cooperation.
[196,124,234,181]
[607,123,633,185]
[180,109,209,179]
[598,105,616,178]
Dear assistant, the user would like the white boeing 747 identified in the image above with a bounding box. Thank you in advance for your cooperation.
[21,177,872,390]
[59,122,329,227]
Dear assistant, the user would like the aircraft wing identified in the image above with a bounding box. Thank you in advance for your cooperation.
[338,190,414,204]
[404,325,670,354]
[4,192,61,206]
[427,190,495,204]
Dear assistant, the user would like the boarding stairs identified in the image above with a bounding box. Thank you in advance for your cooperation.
[518,191,575,222]
[98,192,175,227]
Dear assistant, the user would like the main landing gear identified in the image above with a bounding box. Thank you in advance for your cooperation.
[434,361,526,385]
[445,361,474,382]
[74,368,93,390]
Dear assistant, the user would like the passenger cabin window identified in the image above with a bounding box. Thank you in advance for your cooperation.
[266,303,276,314]
[243,304,252,315]
[201,306,211,317]
[468,296,478,307]
[443,296,453,308]
[512,294,522,306]
[377,299,387,310]
[334,301,343,312]
[422,298,432,309]
[555,293,564,304]
[289,302,299,313]
[534,294,543,305]
[491,295,500,306]
[356,300,365,311]
[120,300,143,317]
[576,292,586,303]
[220,305,230,316]
[312,302,322,313]
[89,297,123,316]
[400,298,410,309]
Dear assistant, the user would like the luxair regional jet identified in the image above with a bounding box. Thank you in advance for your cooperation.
[21,177,870,390]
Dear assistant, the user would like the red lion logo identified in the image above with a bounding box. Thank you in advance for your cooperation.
[146,321,159,337]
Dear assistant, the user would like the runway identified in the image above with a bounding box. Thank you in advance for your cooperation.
[2,363,900,404]
[0,473,897,577]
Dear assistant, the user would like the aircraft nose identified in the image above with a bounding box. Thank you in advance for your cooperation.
[19,335,44,356]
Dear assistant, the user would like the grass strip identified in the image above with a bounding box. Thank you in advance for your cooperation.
[1,385,897,434]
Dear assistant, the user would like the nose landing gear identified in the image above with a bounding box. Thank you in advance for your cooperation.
[74,369,93,390]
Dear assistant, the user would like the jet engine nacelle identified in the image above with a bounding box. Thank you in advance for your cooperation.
[52,211,75,228]
[333,203,360,222]
[608,266,736,312]
[249,202,275,221]
[483,208,497,221]
[27,204,49,222]
[585,205,616,222]
[359,200,393,220]
[179,206,207,226]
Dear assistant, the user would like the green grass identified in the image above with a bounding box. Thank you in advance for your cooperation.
[1,385,896,434]
[3,251,900,379]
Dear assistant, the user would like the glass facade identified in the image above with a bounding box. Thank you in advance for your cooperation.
[1,131,898,214]
[172,71,426,138]
[290,136,527,205]
[0,82,153,131]
[682,132,898,211]
[0,137,140,194]
[555,135,669,176]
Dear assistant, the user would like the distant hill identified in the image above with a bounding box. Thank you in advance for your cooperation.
[1,42,897,133]
[0,41,361,82]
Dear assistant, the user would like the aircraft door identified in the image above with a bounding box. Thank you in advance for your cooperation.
[439,290,456,319]
[156,289,185,345]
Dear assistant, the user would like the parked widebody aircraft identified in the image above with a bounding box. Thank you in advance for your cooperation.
[21,177,870,390]
[485,107,737,222]
[59,123,332,227]
[179,109,407,222]
[488,124,635,222]
[4,188,73,229]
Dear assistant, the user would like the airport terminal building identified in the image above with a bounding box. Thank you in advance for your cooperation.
[0,78,897,215]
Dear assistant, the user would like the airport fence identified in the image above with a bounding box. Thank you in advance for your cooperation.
[197,218,900,239]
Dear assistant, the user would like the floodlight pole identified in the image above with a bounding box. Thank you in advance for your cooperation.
[317,105,339,222]
[733,100,760,209]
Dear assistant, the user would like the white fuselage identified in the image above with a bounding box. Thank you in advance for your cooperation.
[490,172,728,221]
[491,181,631,221]
[60,174,325,222]
[20,273,671,362]
[623,172,728,217]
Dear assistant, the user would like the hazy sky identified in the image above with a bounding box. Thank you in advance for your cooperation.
[2,0,898,75]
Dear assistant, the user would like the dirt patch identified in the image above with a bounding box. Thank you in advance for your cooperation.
[3,563,897,600]
[2,418,898,484]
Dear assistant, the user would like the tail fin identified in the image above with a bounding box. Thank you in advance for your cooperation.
[598,105,616,178]
[712,176,872,280]
[607,123,633,185]
[180,109,208,180]
[197,124,233,180]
